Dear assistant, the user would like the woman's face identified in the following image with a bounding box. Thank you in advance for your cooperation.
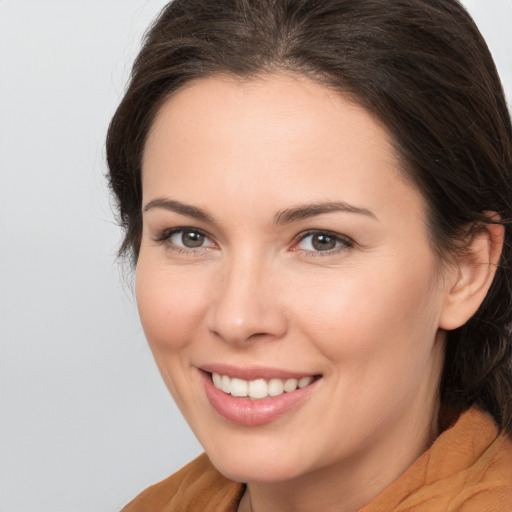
[137,74,450,485]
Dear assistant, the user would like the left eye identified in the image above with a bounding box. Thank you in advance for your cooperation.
[296,231,352,252]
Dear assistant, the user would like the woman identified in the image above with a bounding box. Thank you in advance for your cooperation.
[107,0,512,510]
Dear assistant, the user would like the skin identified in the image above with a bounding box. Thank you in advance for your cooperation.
[136,73,497,512]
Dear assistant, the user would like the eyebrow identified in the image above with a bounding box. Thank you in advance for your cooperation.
[273,201,377,225]
[143,198,377,225]
[143,198,214,223]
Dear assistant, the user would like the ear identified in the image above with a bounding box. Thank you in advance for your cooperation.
[439,216,504,331]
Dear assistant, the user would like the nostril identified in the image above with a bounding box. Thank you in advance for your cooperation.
[205,270,288,345]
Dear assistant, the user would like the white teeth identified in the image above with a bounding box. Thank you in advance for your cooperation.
[211,373,316,399]
[212,373,222,388]
[230,378,248,397]
[248,379,268,399]
[221,375,231,394]
[283,378,298,392]
[268,378,284,397]
[298,376,313,389]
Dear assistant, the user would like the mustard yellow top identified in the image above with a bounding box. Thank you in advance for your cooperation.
[122,407,512,511]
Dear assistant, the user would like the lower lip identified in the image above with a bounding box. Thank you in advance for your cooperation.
[200,371,321,426]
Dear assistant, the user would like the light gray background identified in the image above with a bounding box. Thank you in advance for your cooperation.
[0,1,510,511]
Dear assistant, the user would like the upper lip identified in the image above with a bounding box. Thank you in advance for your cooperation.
[199,363,320,381]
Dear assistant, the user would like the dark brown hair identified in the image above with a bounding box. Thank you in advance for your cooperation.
[106,0,512,431]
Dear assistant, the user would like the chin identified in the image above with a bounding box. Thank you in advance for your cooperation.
[213,457,303,484]
[203,438,308,484]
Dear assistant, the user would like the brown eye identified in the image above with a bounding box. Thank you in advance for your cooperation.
[311,234,337,251]
[181,230,205,248]
[159,228,215,251]
[295,231,353,254]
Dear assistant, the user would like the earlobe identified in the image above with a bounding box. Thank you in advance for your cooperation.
[439,219,504,331]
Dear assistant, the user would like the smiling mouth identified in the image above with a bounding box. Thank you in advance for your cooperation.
[211,373,321,399]
[201,368,323,425]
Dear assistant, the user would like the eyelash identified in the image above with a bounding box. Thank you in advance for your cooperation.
[152,227,354,257]
[292,230,354,256]
[152,227,215,255]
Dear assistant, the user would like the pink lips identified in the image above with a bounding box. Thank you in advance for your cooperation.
[199,365,321,426]
[200,363,317,381]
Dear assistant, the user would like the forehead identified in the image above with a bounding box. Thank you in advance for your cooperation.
[145,73,392,165]
[142,73,426,226]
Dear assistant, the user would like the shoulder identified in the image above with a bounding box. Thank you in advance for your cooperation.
[121,453,245,512]
[362,407,512,512]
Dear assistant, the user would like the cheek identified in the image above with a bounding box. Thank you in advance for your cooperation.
[135,256,211,352]
[290,261,444,439]
[290,257,442,365]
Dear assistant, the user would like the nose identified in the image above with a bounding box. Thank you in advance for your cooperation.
[205,254,288,345]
